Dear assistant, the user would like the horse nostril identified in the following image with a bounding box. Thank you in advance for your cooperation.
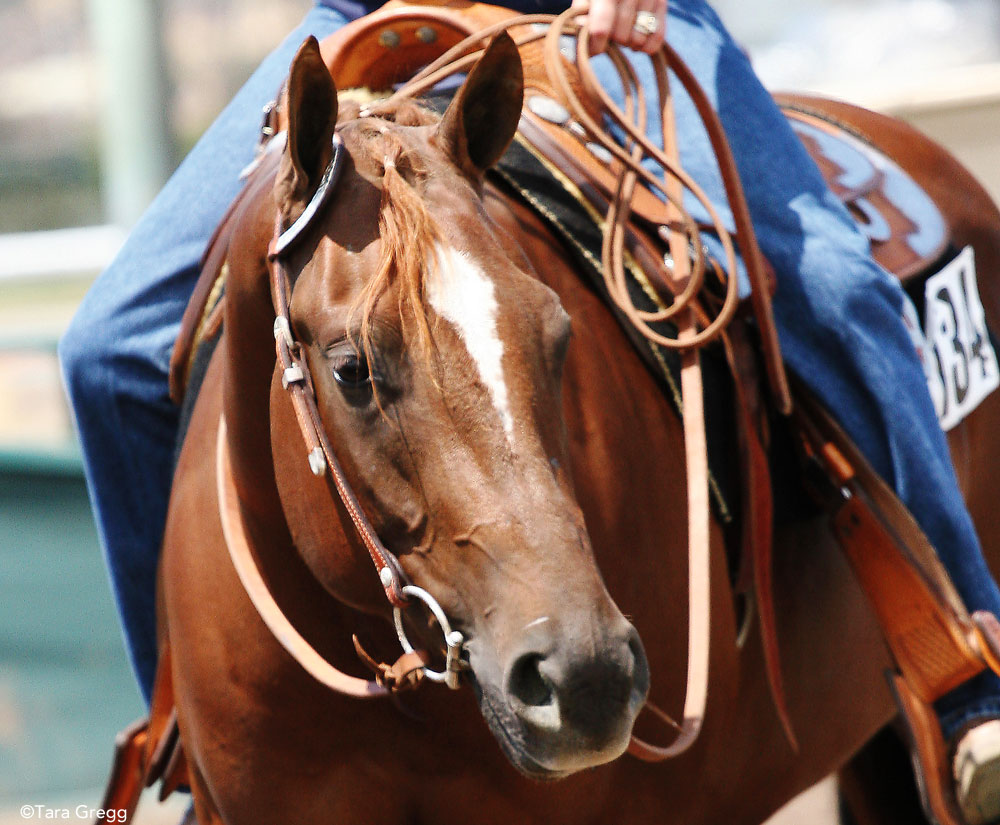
[627,627,650,700]
[508,653,554,708]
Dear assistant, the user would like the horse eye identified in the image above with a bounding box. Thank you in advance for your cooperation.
[333,355,372,389]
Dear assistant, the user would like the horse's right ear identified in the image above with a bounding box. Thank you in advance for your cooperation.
[436,32,523,180]
[276,36,339,223]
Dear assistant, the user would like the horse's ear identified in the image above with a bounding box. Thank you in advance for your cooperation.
[436,32,523,179]
[276,36,339,222]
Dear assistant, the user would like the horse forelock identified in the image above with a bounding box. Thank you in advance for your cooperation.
[340,102,449,372]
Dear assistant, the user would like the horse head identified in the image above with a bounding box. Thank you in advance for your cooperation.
[267,34,649,778]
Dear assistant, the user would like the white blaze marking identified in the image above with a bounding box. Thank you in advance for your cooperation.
[427,243,514,439]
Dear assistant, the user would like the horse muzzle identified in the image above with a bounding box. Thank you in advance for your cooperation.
[470,615,650,776]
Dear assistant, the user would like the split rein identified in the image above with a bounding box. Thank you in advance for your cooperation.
[381,6,790,759]
[219,5,790,759]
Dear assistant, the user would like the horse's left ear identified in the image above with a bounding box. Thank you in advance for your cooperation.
[276,36,339,223]
[436,32,524,179]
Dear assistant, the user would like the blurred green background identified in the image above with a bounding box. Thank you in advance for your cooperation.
[0,0,998,820]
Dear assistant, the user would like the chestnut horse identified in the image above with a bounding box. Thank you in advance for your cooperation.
[158,32,1000,825]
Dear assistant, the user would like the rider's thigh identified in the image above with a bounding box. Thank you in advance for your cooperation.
[60,4,351,404]
[58,3,352,701]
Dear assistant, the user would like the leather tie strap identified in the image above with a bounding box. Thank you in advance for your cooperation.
[353,635,432,692]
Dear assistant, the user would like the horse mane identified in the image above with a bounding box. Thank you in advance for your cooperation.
[339,98,444,370]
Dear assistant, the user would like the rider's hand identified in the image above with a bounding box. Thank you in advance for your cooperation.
[571,0,666,55]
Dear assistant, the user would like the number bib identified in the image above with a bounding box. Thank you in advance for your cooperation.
[915,247,1000,431]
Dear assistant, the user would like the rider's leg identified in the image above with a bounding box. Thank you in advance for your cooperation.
[58,3,351,703]
[621,0,1000,728]
[638,5,1000,817]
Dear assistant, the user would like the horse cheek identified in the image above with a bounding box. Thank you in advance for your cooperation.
[269,370,386,613]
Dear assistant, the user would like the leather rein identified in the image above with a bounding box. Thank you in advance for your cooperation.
[217,2,791,760]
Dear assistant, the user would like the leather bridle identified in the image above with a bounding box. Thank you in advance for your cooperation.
[217,129,467,697]
[268,135,407,609]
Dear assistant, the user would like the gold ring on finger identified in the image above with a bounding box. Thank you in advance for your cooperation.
[633,10,658,36]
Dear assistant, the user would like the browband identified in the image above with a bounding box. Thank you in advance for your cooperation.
[274,133,346,256]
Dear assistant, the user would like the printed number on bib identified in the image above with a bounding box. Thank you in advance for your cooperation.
[922,247,1000,431]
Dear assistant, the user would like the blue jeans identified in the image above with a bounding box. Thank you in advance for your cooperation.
[59,4,351,700]
[60,0,1000,732]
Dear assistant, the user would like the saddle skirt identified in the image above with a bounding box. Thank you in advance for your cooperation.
[779,93,948,283]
